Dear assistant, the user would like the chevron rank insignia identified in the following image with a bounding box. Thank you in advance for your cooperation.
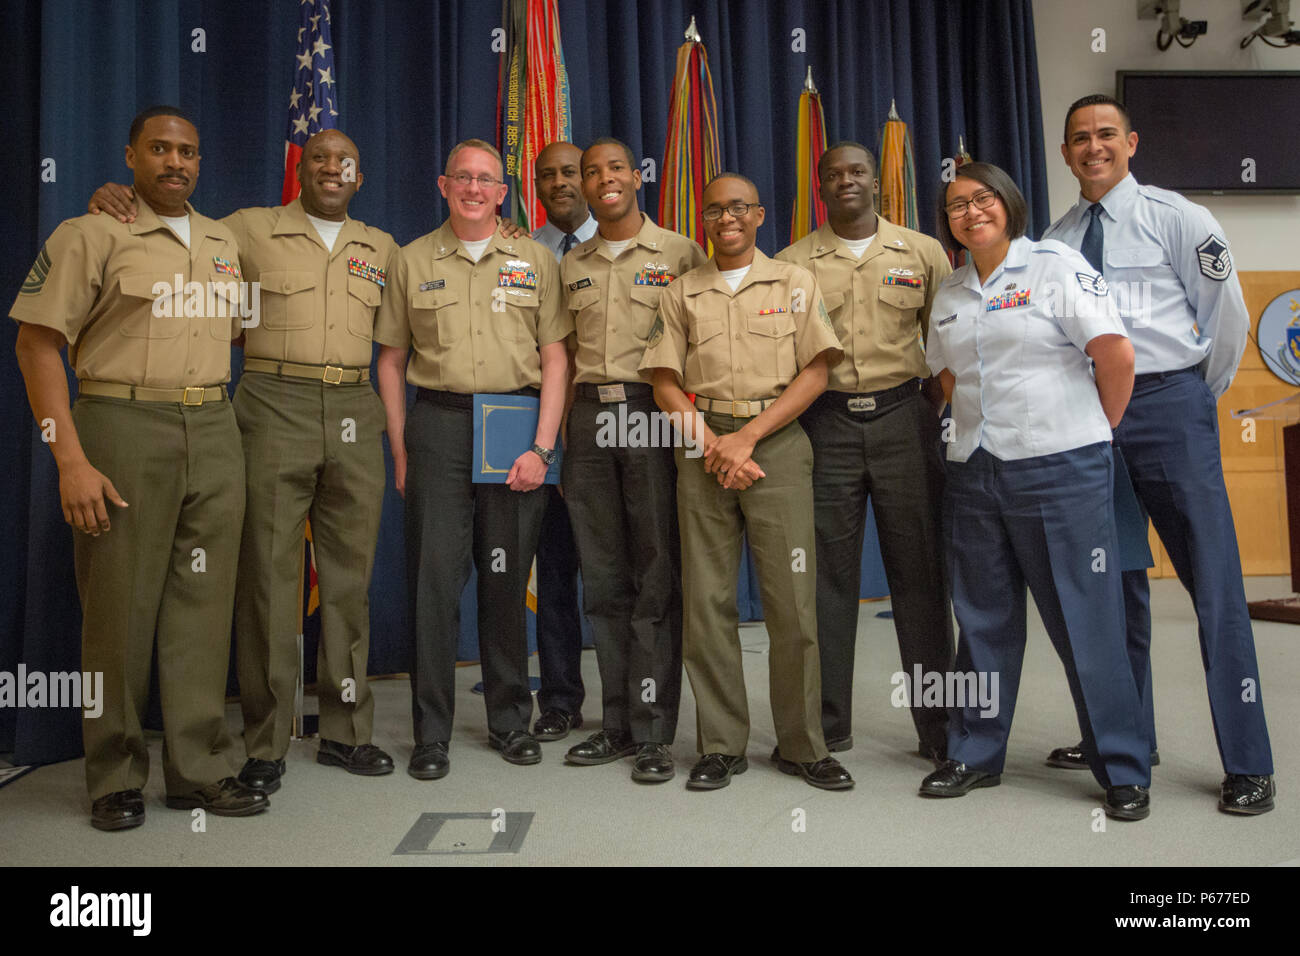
[20,243,52,295]
[1196,235,1231,281]
[1075,272,1109,296]
[647,314,664,347]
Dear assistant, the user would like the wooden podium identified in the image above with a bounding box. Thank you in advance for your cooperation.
[1233,392,1300,624]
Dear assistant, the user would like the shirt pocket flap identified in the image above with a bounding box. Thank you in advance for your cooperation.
[878,285,925,311]
[629,285,664,308]
[262,270,318,295]
[746,312,797,337]
[688,317,725,344]
[347,275,382,307]
[823,290,846,314]
[119,274,169,300]
[500,287,540,308]
[1106,247,1164,269]
[567,286,601,311]
[411,287,457,310]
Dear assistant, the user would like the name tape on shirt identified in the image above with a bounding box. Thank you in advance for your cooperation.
[1196,235,1232,282]
[986,288,1031,311]
[499,260,538,290]
[633,264,675,287]
[347,257,386,287]
[936,313,958,328]
[213,256,242,280]
[419,279,446,292]
[567,277,593,292]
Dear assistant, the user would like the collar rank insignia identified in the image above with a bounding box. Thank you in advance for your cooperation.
[757,307,787,315]
[348,257,386,287]
[419,279,445,292]
[213,256,241,280]
[568,277,593,292]
[499,260,538,289]
[1196,235,1231,281]
[1075,272,1109,296]
[883,274,922,288]
[634,263,674,287]
[986,288,1031,312]
[937,313,958,327]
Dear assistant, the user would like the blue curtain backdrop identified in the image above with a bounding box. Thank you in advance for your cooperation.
[0,0,1047,765]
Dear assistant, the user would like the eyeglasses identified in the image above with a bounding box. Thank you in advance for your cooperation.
[943,189,999,218]
[448,172,502,188]
[702,202,761,222]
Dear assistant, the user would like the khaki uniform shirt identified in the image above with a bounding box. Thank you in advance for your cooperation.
[638,248,842,399]
[373,221,568,393]
[562,214,706,385]
[225,199,397,368]
[775,218,951,393]
[10,199,241,386]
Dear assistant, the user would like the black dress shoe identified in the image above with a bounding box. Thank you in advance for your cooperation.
[532,709,583,741]
[919,759,1001,797]
[408,742,449,780]
[238,757,286,794]
[631,742,675,783]
[165,777,269,816]
[91,789,145,832]
[1104,785,1151,821]
[565,729,637,765]
[773,750,854,791]
[317,739,395,776]
[1045,742,1089,770]
[489,730,542,765]
[825,735,853,753]
[686,753,747,790]
[1219,774,1275,815]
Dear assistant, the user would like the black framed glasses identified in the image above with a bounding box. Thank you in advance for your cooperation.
[702,201,761,222]
[943,189,998,218]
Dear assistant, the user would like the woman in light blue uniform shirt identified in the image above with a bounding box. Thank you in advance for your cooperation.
[919,162,1152,821]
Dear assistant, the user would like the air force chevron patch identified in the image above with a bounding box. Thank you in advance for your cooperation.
[1196,235,1231,282]
[1075,272,1109,296]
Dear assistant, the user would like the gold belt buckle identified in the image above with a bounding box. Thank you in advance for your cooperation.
[732,400,751,417]
[182,386,205,406]
[322,365,344,385]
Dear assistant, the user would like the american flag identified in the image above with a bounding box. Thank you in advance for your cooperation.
[281,0,338,204]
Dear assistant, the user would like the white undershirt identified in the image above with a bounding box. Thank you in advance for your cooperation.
[307,213,344,253]
[603,238,633,258]
[461,237,492,263]
[158,214,190,248]
[842,234,875,259]
[720,265,750,292]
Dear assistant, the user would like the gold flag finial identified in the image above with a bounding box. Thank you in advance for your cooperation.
[888,99,901,121]
[685,16,701,42]
[958,134,966,153]
[804,66,817,94]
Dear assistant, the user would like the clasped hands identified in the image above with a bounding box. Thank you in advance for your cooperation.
[703,429,765,491]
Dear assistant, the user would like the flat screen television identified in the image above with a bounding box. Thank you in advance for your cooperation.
[1115,71,1300,194]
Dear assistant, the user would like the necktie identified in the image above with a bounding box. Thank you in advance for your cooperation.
[561,232,577,255]
[1081,203,1104,274]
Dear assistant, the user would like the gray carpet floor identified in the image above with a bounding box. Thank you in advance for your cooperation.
[2,576,1297,866]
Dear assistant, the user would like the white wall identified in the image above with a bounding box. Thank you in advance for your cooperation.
[1032,0,1300,270]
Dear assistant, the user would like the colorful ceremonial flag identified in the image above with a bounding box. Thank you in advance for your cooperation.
[659,17,722,250]
[878,100,919,231]
[790,67,829,244]
[281,0,338,204]
[497,0,573,231]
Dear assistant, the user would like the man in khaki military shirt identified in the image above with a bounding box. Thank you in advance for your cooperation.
[89,129,401,793]
[374,139,570,778]
[639,172,853,791]
[776,142,955,763]
[559,138,705,782]
[11,107,267,830]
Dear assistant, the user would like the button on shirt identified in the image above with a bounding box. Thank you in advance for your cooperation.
[373,220,569,394]
[926,236,1126,463]
[775,218,952,392]
[532,212,597,263]
[638,248,843,399]
[10,199,242,386]
[1042,173,1248,397]
[225,198,398,368]
[563,214,706,385]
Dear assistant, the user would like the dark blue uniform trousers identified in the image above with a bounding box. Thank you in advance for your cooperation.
[1115,369,1273,775]
[945,443,1149,790]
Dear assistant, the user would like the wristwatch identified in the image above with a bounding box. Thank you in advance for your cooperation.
[530,443,556,466]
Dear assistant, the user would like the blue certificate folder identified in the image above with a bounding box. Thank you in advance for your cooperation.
[472,393,562,484]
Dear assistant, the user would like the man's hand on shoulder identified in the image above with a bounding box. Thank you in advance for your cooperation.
[88,183,138,223]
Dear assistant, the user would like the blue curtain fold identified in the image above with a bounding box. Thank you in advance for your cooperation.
[2,0,1046,765]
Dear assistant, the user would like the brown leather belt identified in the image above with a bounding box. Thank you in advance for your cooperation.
[78,380,228,405]
[694,395,778,418]
[243,357,370,384]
